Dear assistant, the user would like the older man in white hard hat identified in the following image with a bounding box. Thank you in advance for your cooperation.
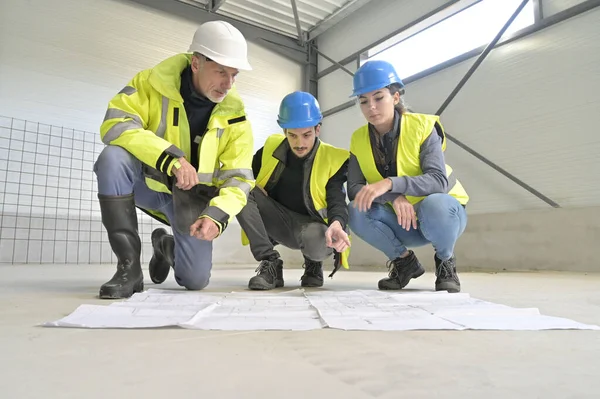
[93,21,255,299]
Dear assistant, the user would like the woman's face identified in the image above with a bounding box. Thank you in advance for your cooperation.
[357,88,399,127]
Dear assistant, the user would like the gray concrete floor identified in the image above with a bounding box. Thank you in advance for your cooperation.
[1,264,599,399]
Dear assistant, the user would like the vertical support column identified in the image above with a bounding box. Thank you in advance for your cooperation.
[533,0,544,22]
[303,41,318,97]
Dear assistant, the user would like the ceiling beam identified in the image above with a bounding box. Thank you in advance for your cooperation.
[308,0,373,40]
[209,0,226,12]
[290,0,305,45]
[126,0,308,64]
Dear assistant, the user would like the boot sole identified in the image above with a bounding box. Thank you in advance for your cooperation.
[99,279,144,299]
[248,278,284,291]
[379,265,425,290]
[435,281,461,293]
[300,279,324,288]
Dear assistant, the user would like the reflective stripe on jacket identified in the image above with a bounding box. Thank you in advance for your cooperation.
[100,53,255,232]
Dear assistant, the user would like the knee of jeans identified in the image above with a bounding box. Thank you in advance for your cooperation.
[301,223,331,262]
[94,145,138,176]
[347,201,363,227]
[419,194,460,221]
[348,201,380,232]
[176,267,210,291]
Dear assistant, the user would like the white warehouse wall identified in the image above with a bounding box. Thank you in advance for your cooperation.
[0,0,303,265]
[317,2,600,272]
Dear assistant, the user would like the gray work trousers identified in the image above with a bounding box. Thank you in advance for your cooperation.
[236,188,333,263]
[94,145,214,290]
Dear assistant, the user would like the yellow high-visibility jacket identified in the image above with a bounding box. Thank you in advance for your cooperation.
[99,53,255,234]
[242,133,352,269]
[350,112,469,206]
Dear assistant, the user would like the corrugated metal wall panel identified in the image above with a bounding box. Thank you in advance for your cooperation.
[429,8,600,211]
[317,61,357,110]
[0,0,302,264]
[320,7,600,214]
[0,0,301,147]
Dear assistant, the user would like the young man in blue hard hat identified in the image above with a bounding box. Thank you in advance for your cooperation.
[236,91,351,290]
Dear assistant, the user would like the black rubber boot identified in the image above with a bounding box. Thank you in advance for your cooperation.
[378,250,425,290]
[98,193,144,299]
[435,254,461,293]
[149,228,174,284]
[300,257,324,288]
[248,258,284,290]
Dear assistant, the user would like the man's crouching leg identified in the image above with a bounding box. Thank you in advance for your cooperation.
[238,188,284,291]
[299,223,333,288]
[93,145,144,299]
[172,227,213,290]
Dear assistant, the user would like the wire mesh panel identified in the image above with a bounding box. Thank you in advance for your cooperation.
[0,115,171,264]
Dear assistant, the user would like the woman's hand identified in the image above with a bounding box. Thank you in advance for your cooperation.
[353,179,392,212]
[392,195,417,231]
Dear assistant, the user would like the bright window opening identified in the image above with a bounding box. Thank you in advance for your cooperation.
[365,0,535,79]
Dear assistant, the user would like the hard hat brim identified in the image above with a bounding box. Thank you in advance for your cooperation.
[350,81,403,97]
[277,117,322,129]
[214,56,252,71]
[188,49,252,71]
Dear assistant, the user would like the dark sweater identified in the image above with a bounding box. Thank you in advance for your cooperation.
[271,150,309,216]
[179,66,217,169]
[252,143,349,229]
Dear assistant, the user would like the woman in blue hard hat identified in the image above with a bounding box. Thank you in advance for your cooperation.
[347,60,469,293]
[236,91,351,290]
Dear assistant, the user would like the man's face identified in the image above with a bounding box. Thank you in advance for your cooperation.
[191,55,239,103]
[285,125,320,158]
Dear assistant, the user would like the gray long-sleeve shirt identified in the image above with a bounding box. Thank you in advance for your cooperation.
[348,119,449,207]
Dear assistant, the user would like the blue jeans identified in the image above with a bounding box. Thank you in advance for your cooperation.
[348,194,467,261]
[93,145,212,290]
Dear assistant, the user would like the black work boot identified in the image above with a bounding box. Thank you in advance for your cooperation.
[248,258,284,290]
[435,254,461,293]
[300,257,323,288]
[98,193,144,299]
[149,228,174,284]
[378,250,424,290]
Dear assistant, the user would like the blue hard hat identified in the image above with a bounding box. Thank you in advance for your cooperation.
[351,60,404,97]
[277,91,323,129]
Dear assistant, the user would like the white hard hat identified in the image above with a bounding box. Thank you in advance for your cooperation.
[188,20,252,71]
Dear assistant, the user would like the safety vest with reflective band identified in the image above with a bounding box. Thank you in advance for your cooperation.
[350,113,469,206]
[242,134,352,269]
[99,53,255,234]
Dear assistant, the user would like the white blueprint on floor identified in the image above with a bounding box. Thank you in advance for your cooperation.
[42,289,600,331]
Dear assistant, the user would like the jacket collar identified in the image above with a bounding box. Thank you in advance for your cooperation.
[147,53,246,126]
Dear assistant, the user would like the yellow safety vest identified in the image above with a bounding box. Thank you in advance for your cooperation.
[350,113,469,206]
[242,134,352,269]
[99,53,255,232]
